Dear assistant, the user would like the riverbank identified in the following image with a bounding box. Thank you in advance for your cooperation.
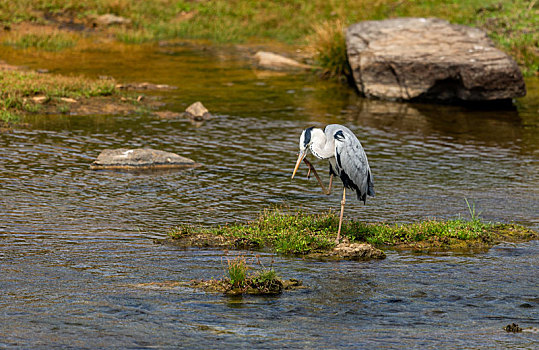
[165,208,538,259]
[1,1,537,76]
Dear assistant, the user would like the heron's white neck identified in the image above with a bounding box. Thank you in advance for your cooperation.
[309,128,334,159]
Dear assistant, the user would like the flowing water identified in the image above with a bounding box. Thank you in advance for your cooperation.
[1,43,538,349]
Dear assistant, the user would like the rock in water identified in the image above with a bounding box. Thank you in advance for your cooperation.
[254,51,311,70]
[183,101,211,121]
[90,148,197,170]
[346,18,526,102]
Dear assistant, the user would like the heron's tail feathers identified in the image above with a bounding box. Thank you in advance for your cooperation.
[367,170,375,197]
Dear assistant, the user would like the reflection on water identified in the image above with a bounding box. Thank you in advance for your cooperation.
[0,43,538,348]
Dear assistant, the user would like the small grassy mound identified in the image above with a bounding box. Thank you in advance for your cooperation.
[191,255,303,296]
[168,208,537,254]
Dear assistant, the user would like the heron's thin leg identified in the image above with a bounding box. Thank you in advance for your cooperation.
[336,187,346,243]
[327,174,333,194]
[302,158,331,195]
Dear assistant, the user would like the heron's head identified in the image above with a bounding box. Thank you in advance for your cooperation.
[291,127,315,179]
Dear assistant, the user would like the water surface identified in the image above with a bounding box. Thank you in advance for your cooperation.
[1,43,538,349]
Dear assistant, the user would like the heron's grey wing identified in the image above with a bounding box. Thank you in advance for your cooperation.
[333,128,374,203]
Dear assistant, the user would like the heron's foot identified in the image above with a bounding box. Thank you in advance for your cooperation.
[334,236,349,244]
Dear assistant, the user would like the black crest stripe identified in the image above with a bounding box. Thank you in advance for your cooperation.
[303,126,314,147]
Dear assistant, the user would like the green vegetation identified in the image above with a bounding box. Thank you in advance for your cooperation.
[0,0,536,75]
[0,110,20,124]
[3,30,77,51]
[226,255,248,288]
[168,207,537,254]
[209,254,290,295]
[307,19,350,80]
[0,69,116,117]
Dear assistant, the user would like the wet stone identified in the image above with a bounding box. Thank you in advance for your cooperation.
[183,101,212,121]
[90,148,198,170]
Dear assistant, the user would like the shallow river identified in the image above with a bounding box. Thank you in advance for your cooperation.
[1,43,538,348]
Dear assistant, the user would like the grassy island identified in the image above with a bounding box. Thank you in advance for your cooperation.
[167,208,538,257]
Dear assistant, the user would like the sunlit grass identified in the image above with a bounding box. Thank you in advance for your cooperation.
[0,69,117,116]
[307,19,350,80]
[226,255,248,288]
[2,29,78,51]
[168,206,535,254]
[0,0,536,74]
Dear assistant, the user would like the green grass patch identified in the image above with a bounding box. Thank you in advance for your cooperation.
[3,30,77,51]
[0,109,20,124]
[0,69,117,117]
[168,207,537,254]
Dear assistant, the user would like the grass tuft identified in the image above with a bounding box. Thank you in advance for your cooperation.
[226,255,248,288]
[307,19,351,80]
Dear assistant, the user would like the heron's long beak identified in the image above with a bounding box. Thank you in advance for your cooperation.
[291,151,306,179]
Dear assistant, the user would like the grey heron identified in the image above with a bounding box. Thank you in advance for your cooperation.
[291,124,375,242]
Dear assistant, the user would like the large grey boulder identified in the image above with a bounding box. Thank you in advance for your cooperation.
[346,18,526,102]
[90,148,197,170]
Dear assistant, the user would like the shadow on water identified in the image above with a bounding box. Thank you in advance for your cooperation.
[0,42,538,349]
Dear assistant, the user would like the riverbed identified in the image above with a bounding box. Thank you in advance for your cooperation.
[1,43,538,348]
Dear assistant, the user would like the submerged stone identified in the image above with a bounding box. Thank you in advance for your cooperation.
[90,148,198,170]
[346,18,526,103]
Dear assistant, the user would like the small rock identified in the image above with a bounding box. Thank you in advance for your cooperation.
[90,148,198,170]
[115,82,175,90]
[31,96,47,103]
[60,97,77,103]
[95,14,132,26]
[183,101,212,121]
[332,242,386,260]
[254,51,312,71]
